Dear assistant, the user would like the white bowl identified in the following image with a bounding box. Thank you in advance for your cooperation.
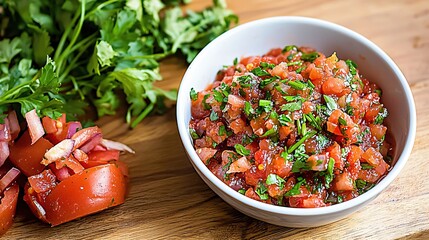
[176,16,416,227]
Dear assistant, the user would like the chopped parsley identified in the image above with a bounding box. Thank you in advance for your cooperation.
[325,157,335,187]
[244,101,255,118]
[260,76,279,88]
[233,57,238,66]
[237,75,252,88]
[260,62,276,69]
[190,88,198,101]
[281,101,302,112]
[218,125,227,136]
[251,67,271,77]
[282,45,298,53]
[300,52,319,62]
[210,110,219,121]
[360,163,373,170]
[234,144,250,156]
[288,80,307,90]
[238,189,246,195]
[285,177,306,197]
[323,95,338,114]
[346,59,358,76]
[266,174,286,190]
[278,114,292,126]
[202,94,211,110]
[255,182,269,200]
[189,128,199,140]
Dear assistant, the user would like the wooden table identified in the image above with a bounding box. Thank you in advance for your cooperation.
[6,0,429,239]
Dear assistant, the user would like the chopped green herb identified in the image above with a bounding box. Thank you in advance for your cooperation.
[266,174,286,190]
[287,54,294,61]
[316,134,330,150]
[244,101,255,117]
[286,61,302,66]
[305,113,322,130]
[338,117,347,126]
[374,107,388,124]
[282,45,298,53]
[296,66,306,74]
[281,101,302,112]
[260,62,276,69]
[233,57,238,66]
[355,179,367,189]
[260,76,279,88]
[288,80,307,90]
[375,89,382,96]
[261,126,278,137]
[259,99,272,107]
[337,195,344,203]
[325,158,335,187]
[238,189,246,195]
[189,128,200,140]
[251,67,271,77]
[212,90,225,102]
[234,144,250,156]
[278,114,292,126]
[237,75,252,88]
[190,88,198,101]
[288,131,317,154]
[301,52,319,62]
[346,59,358,76]
[203,94,211,110]
[323,95,338,114]
[285,177,306,197]
[255,182,269,200]
[218,125,226,136]
[361,163,373,170]
[220,82,231,96]
[283,95,304,102]
[210,110,219,121]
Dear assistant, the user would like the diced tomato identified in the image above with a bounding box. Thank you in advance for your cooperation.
[227,157,252,174]
[370,124,387,141]
[267,154,292,178]
[333,172,354,191]
[0,184,19,236]
[307,154,329,171]
[88,150,120,162]
[9,131,53,176]
[322,77,348,97]
[28,169,57,193]
[326,142,342,170]
[245,187,260,201]
[279,124,294,141]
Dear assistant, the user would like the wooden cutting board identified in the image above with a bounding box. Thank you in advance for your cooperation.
[5,0,429,239]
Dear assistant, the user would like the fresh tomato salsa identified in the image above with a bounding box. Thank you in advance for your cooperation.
[189,46,393,208]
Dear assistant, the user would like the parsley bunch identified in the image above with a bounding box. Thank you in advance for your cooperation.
[0,0,237,126]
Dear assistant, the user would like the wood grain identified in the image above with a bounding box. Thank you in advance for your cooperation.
[5,0,429,239]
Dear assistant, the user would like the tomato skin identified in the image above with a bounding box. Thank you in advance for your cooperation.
[87,150,120,162]
[0,184,19,236]
[9,131,53,176]
[24,164,127,226]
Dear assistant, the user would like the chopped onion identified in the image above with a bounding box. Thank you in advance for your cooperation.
[7,110,20,140]
[66,121,82,139]
[0,167,20,193]
[0,141,9,167]
[25,109,45,145]
[101,139,135,154]
[73,149,88,163]
[80,134,102,153]
[71,126,102,150]
[196,148,217,162]
[42,139,75,165]
[0,118,11,142]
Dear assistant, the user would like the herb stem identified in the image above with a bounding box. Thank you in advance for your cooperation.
[287,130,316,154]
[131,102,154,128]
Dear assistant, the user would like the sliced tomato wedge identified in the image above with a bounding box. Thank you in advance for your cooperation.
[0,184,19,236]
[9,131,53,176]
[24,164,127,226]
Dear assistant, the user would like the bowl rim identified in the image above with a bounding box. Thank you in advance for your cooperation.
[176,16,416,216]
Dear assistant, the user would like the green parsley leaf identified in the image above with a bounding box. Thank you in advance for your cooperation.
[261,126,278,137]
[202,94,211,110]
[282,45,298,53]
[260,76,279,88]
[281,101,302,112]
[238,189,246,195]
[233,57,238,66]
[255,182,269,200]
[323,95,338,114]
[237,75,252,88]
[210,110,219,121]
[260,62,276,69]
[346,59,358,76]
[325,157,335,187]
[300,52,319,62]
[218,125,227,136]
[338,117,347,126]
[234,144,250,156]
[244,101,255,118]
[251,67,271,77]
[190,88,198,101]
[266,174,286,190]
[360,163,373,170]
[259,99,271,107]
[278,114,292,126]
[288,80,307,90]
[189,127,200,140]
[285,177,306,197]
[288,130,317,154]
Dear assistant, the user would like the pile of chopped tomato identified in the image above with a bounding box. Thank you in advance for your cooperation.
[189,46,393,208]
[0,110,133,235]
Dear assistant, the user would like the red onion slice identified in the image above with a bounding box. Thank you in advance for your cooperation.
[79,133,102,153]
[7,110,20,140]
[25,109,45,145]
[42,139,75,165]
[71,126,102,150]
[101,139,135,154]
[66,121,82,139]
[0,167,20,193]
[0,141,9,167]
